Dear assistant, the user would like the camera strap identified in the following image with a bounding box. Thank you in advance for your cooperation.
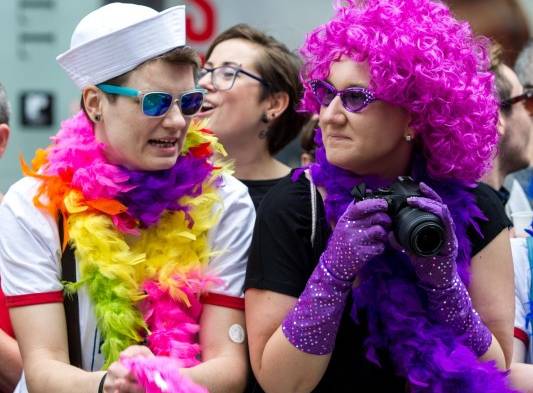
[309,173,318,247]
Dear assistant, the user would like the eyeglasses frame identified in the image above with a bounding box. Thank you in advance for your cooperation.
[96,84,206,117]
[500,89,533,111]
[309,79,378,113]
[199,65,269,91]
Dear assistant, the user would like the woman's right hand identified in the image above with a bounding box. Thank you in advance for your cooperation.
[323,198,391,281]
[282,197,391,355]
[104,345,154,393]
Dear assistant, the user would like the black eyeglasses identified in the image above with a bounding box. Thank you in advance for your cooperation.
[500,89,533,114]
[309,79,378,113]
[199,65,268,91]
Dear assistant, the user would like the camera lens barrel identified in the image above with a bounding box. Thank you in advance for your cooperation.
[395,207,444,256]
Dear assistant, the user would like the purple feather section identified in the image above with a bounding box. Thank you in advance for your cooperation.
[305,129,516,391]
[354,252,516,393]
[119,153,214,228]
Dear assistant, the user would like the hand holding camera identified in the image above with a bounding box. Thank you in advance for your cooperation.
[352,177,458,288]
[400,183,491,355]
[323,198,391,281]
[282,197,391,355]
[401,182,459,289]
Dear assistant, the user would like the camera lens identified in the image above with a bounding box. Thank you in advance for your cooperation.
[395,207,444,256]
[410,222,444,256]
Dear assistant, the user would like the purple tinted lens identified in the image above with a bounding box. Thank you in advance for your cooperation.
[340,89,369,112]
[311,80,336,106]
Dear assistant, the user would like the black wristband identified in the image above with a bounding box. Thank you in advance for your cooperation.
[98,372,107,393]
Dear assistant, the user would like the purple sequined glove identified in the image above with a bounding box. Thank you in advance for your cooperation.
[401,183,492,356]
[282,198,390,355]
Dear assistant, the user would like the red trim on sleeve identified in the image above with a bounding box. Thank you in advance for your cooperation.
[201,292,244,310]
[0,287,14,337]
[5,291,64,308]
[514,327,530,347]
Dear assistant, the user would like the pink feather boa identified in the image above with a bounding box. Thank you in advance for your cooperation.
[122,273,222,392]
[121,356,208,393]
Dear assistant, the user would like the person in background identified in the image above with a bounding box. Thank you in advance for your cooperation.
[509,229,533,392]
[0,83,22,393]
[482,44,533,220]
[0,3,254,393]
[506,38,533,393]
[515,38,533,92]
[197,24,310,209]
[245,0,515,392]
[505,38,533,207]
[299,114,318,166]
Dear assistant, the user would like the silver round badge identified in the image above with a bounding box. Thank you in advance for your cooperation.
[228,323,245,344]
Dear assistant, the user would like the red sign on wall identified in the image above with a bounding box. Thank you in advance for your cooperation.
[186,0,216,42]
[186,0,217,60]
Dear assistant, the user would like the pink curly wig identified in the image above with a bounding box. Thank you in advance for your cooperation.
[300,0,498,182]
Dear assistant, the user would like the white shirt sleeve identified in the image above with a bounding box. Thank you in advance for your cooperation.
[511,237,531,335]
[205,174,255,300]
[0,177,62,304]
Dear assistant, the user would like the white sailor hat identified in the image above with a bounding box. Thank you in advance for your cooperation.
[57,2,186,89]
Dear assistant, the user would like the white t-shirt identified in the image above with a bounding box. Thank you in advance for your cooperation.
[0,174,255,392]
[506,179,532,220]
[511,237,533,363]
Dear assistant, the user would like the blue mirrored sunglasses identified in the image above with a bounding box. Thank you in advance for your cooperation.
[97,84,206,117]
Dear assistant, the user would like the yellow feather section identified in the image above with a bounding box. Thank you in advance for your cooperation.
[133,183,222,291]
[182,119,227,157]
[69,214,146,299]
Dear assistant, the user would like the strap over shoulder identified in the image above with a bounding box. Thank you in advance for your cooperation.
[59,215,83,368]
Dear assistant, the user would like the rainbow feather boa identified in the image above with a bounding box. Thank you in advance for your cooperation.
[24,111,229,391]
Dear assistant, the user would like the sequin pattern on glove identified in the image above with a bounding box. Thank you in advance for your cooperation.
[402,182,492,356]
[282,198,390,355]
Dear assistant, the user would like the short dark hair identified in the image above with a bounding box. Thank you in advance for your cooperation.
[81,46,200,116]
[300,116,318,157]
[0,83,10,125]
[515,38,533,88]
[206,24,310,155]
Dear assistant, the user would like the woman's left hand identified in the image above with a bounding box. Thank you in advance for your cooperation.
[105,345,154,393]
[397,182,459,289]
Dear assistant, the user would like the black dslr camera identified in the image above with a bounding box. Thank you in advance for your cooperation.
[351,176,444,257]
